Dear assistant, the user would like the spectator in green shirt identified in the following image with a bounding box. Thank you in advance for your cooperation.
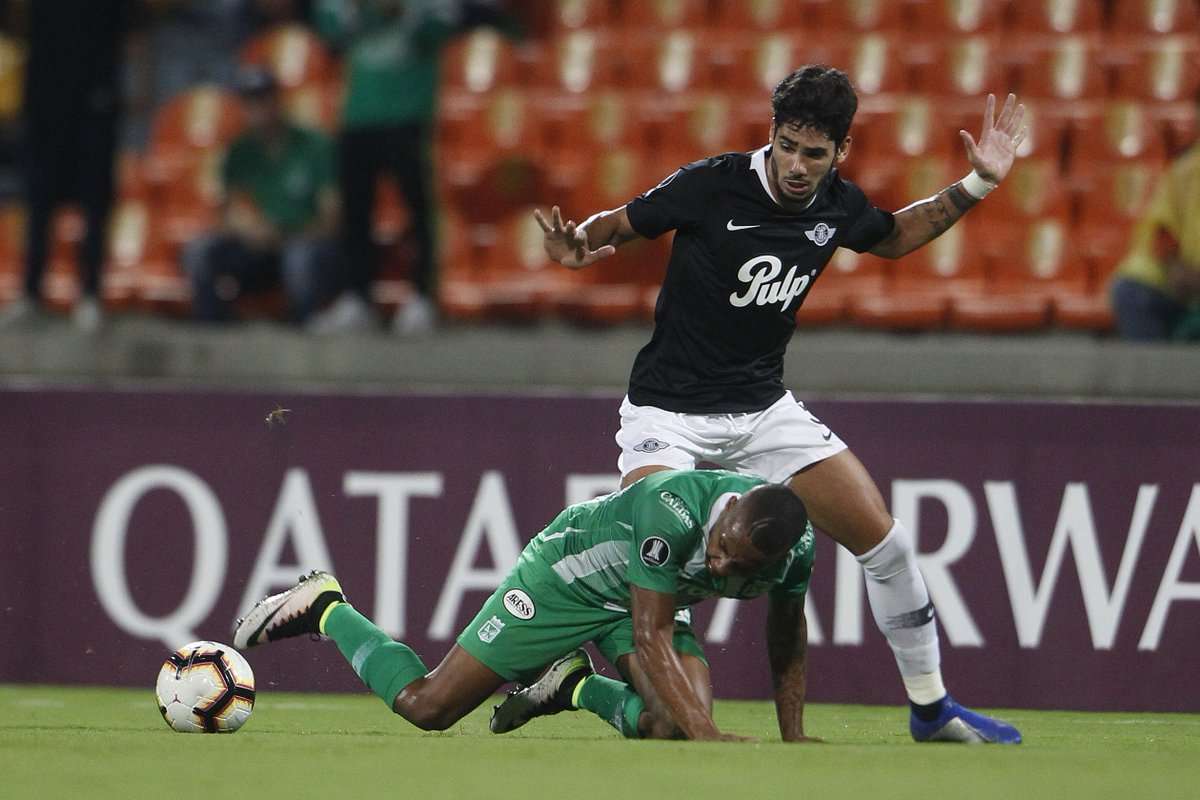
[181,65,341,323]
[306,0,457,336]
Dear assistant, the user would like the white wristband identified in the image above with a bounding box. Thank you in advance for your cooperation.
[960,170,997,200]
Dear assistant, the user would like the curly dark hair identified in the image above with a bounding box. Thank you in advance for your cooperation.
[771,65,859,146]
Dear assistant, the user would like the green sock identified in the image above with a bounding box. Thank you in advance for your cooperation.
[322,603,428,708]
[572,675,644,739]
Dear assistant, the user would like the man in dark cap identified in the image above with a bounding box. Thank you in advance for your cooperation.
[181,64,341,324]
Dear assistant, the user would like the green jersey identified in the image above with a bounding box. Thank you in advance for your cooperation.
[523,470,814,611]
[222,124,335,233]
[457,469,814,681]
[314,0,455,128]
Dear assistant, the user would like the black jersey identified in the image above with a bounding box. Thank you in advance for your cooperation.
[624,147,894,413]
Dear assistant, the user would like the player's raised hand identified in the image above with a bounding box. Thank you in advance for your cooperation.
[534,206,616,269]
[959,93,1027,184]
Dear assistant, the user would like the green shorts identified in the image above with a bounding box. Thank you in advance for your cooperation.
[456,557,707,683]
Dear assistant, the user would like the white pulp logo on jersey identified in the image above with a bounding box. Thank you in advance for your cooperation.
[729,255,816,311]
[804,222,836,246]
[477,615,505,643]
[640,536,672,567]
[502,588,536,620]
[659,491,696,528]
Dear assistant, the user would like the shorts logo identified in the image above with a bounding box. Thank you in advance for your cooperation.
[659,491,696,528]
[502,588,536,620]
[634,438,671,453]
[804,222,836,246]
[477,615,505,643]
[640,536,671,567]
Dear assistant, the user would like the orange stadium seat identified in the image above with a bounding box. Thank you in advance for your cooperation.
[914,36,1009,98]
[624,31,714,94]
[653,92,744,168]
[240,24,338,89]
[1109,0,1200,33]
[158,150,224,246]
[710,0,811,30]
[856,96,957,163]
[969,155,1071,228]
[520,30,621,94]
[1067,101,1167,178]
[533,90,658,189]
[441,27,522,93]
[437,210,488,321]
[146,85,245,182]
[41,210,85,309]
[1007,0,1105,33]
[0,204,23,303]
[556,147,664,323]
[911,0,1008,33]
[104,199,158,309]
[475,208,569,320]
[1153,101,1199,155]
[950,219,1085,331]
[1074,160,1162,268]
[821,0,911,31]
[614,0,709,31]
[841,33,913,96]
[536,0,612,32]
[1110,36,1200,103]
[717,32,824,95]
[1011,35,1109,101]
[796,248,890,326]
[842,154,956,219]
[851,222,987,329]
[437,88,536,186]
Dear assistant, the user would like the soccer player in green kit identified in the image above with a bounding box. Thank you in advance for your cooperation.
[234,470,816,742]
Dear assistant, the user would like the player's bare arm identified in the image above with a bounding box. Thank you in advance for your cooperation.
[870,93,1026,259]
[533,205,640,269]
[767,593,820,743]
[630,585,748,742]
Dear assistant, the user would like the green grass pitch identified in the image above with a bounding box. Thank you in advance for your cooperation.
[2,685,1197,800]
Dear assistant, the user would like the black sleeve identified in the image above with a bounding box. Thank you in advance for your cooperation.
[625,159,718,240]
[838,180,895,253]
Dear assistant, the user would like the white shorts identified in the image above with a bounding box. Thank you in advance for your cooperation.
[615,391,848,483]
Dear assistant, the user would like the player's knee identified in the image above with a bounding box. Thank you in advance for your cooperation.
[394,693,458,731]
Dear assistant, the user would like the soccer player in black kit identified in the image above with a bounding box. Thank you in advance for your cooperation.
[535,66,1026,743]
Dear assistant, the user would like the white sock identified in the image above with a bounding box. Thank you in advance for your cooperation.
[857,519,947,705]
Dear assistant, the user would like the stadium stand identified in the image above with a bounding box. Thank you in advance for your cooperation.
[0,2,1197,334]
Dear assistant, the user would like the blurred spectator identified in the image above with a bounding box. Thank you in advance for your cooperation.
[181,65,340,323]
[126,1,257,148]
[309,0,515,335]
[0,0,131,332]
[1111,143,1200,341]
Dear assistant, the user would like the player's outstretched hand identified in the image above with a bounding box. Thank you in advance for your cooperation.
[716,732,759,743]
[959,93,1027,185]
[534,206,616,269]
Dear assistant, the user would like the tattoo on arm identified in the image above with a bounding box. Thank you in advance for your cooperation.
[912,183,978,238]
[872,181,980,258]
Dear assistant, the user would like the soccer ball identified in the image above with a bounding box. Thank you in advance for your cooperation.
[155,640,255,733]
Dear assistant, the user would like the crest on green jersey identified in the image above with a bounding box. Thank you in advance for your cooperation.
[659,491,696,528]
